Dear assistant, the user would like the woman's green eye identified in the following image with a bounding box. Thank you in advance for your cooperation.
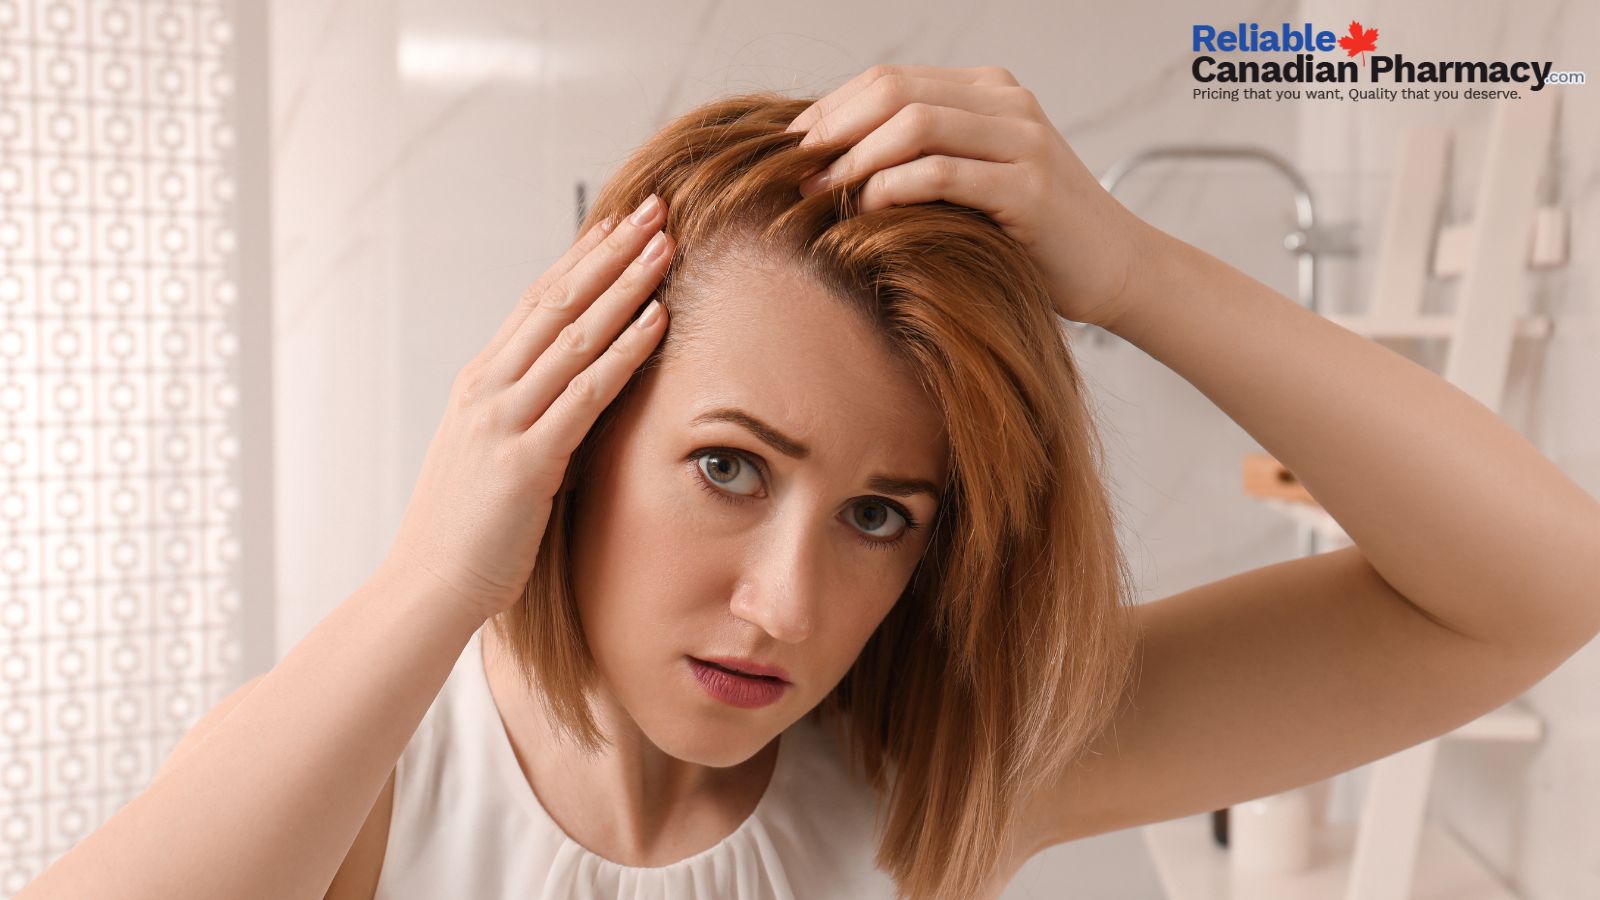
[697,451,762,495]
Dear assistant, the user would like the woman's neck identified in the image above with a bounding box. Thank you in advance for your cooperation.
[480,625,781,866]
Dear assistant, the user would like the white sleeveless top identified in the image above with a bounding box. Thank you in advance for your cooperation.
[372,626,900,899]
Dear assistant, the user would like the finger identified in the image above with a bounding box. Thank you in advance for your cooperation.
[798,103,1039,197]
[785,64,1015,135]
[518,273,669,462]
[850,154,1023,223]
[508,227,674,428]
[798,77,1039,160]
[483,194,665,386]
[786,65,998,135]
[797,77,1034,161]
[474,215,616,372]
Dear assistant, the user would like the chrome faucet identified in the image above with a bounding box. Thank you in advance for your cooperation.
[1074,145,1358,346]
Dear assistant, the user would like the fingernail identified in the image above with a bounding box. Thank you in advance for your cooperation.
[635,299,663,329]
[630,193,661,227]
[598,216,616,234]
[640,231,669,262]
[799,171,830,196]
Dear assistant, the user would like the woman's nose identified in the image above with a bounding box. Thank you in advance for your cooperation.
[729,524,823,644]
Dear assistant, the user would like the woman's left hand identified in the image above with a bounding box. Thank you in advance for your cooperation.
[788,64,1149,329]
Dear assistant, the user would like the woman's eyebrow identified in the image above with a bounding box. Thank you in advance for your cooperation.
[688,406,944,501]
[691,407,810,458]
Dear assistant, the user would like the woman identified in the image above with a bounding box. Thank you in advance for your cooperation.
[18,65,1599,900]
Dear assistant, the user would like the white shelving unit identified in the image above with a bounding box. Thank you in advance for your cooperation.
[1144,88,1567,900]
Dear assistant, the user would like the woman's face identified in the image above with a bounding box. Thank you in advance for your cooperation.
[569,255,950,768]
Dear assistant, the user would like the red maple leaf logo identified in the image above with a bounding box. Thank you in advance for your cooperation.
[1338,21,1379,66]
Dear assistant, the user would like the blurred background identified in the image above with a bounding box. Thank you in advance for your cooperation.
[2,0,1596,897]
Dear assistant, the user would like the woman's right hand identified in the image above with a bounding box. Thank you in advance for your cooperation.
[380,193,674,622]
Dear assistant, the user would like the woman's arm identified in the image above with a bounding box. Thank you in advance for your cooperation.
[14,563,486,900]
[1102,220,1600,658]
[1008,219,1600,853]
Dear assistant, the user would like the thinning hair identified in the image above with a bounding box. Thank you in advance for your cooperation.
[488,91,1140,900]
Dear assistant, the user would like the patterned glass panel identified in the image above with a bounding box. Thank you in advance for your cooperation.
[0,0,246,889]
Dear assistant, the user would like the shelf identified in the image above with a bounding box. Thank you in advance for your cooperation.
[1142,815,1521,900]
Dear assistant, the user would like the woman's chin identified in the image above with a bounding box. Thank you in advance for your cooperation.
[649,719,772,769]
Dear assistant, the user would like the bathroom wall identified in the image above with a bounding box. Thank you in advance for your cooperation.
[267,0,1599,895]
[1294,2,1600,898]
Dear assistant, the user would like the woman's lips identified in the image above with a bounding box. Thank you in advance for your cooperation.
[692,656,791,683]
[687,657,791,709]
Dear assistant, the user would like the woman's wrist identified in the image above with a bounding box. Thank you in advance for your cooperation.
[1078,219,1187,340]
[370,552,496,633]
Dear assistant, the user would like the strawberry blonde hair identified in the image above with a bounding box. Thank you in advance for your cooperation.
[487,91,1140,899]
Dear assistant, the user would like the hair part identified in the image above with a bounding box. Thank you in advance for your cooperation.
[488,90,1140,900]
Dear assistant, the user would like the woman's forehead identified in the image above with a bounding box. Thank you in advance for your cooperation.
[650,270,950,481]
